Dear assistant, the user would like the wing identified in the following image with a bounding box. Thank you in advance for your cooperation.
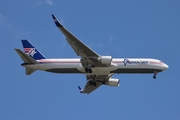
[78,74,113,94]
[52,14,107,67]
[78,81,102,94]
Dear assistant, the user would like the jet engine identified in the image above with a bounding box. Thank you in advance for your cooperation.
[98,56,112,65]
[105,78,120,86]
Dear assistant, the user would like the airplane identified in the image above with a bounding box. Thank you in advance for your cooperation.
[14,14,169,94]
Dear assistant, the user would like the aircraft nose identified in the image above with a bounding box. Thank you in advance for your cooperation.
[163,63,169,70]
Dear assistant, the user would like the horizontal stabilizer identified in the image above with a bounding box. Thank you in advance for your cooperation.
[15,48,38,75]
[26,68,36,75]
[14,48,38,64]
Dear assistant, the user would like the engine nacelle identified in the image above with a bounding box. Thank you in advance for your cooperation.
[98,56,112,65]
[106,78,120,86]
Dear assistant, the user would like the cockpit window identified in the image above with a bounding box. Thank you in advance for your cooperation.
[159,60,164,63]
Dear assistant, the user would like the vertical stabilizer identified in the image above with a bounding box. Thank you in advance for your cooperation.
[21,40,46,60]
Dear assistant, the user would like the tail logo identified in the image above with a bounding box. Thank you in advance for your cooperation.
[24,48,37,57]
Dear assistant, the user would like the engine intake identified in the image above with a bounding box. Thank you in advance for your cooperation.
[98,56,112,65]
[106,78,120,86]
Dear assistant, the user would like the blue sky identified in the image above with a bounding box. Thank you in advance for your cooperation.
[0,0,179,120]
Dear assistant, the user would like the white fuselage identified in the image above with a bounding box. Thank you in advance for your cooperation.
[22,58,169,75]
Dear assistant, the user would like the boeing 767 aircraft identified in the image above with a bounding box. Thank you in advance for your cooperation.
[14,14,169,94]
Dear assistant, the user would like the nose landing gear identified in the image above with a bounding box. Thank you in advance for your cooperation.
[153,71,157,79]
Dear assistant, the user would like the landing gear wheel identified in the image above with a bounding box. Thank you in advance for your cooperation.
[85,67,89,73]
[88,69,92,73]
[93,82,97,86]
[153,71,157,79]
[153,75,156,79]
[85,67,92,73]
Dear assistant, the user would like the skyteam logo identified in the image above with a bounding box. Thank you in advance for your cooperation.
[123,59,148,66]
[24,48,37,57]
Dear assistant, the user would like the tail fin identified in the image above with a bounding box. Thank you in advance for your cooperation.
[21,40,46,60]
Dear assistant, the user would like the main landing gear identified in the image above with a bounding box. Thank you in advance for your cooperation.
[85,67,92,73]
[89,75,97,86]
[153,71,157,79]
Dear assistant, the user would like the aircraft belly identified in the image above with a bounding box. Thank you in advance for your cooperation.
[45,68,82,73]
[91,67,117,75]
[112,64,163,73]
[44,63,83,73]
[111,68,162,73]
[77,66,118,75]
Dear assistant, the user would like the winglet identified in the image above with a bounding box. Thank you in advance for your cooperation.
[78,86,83,93]
[51,14,63,27]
